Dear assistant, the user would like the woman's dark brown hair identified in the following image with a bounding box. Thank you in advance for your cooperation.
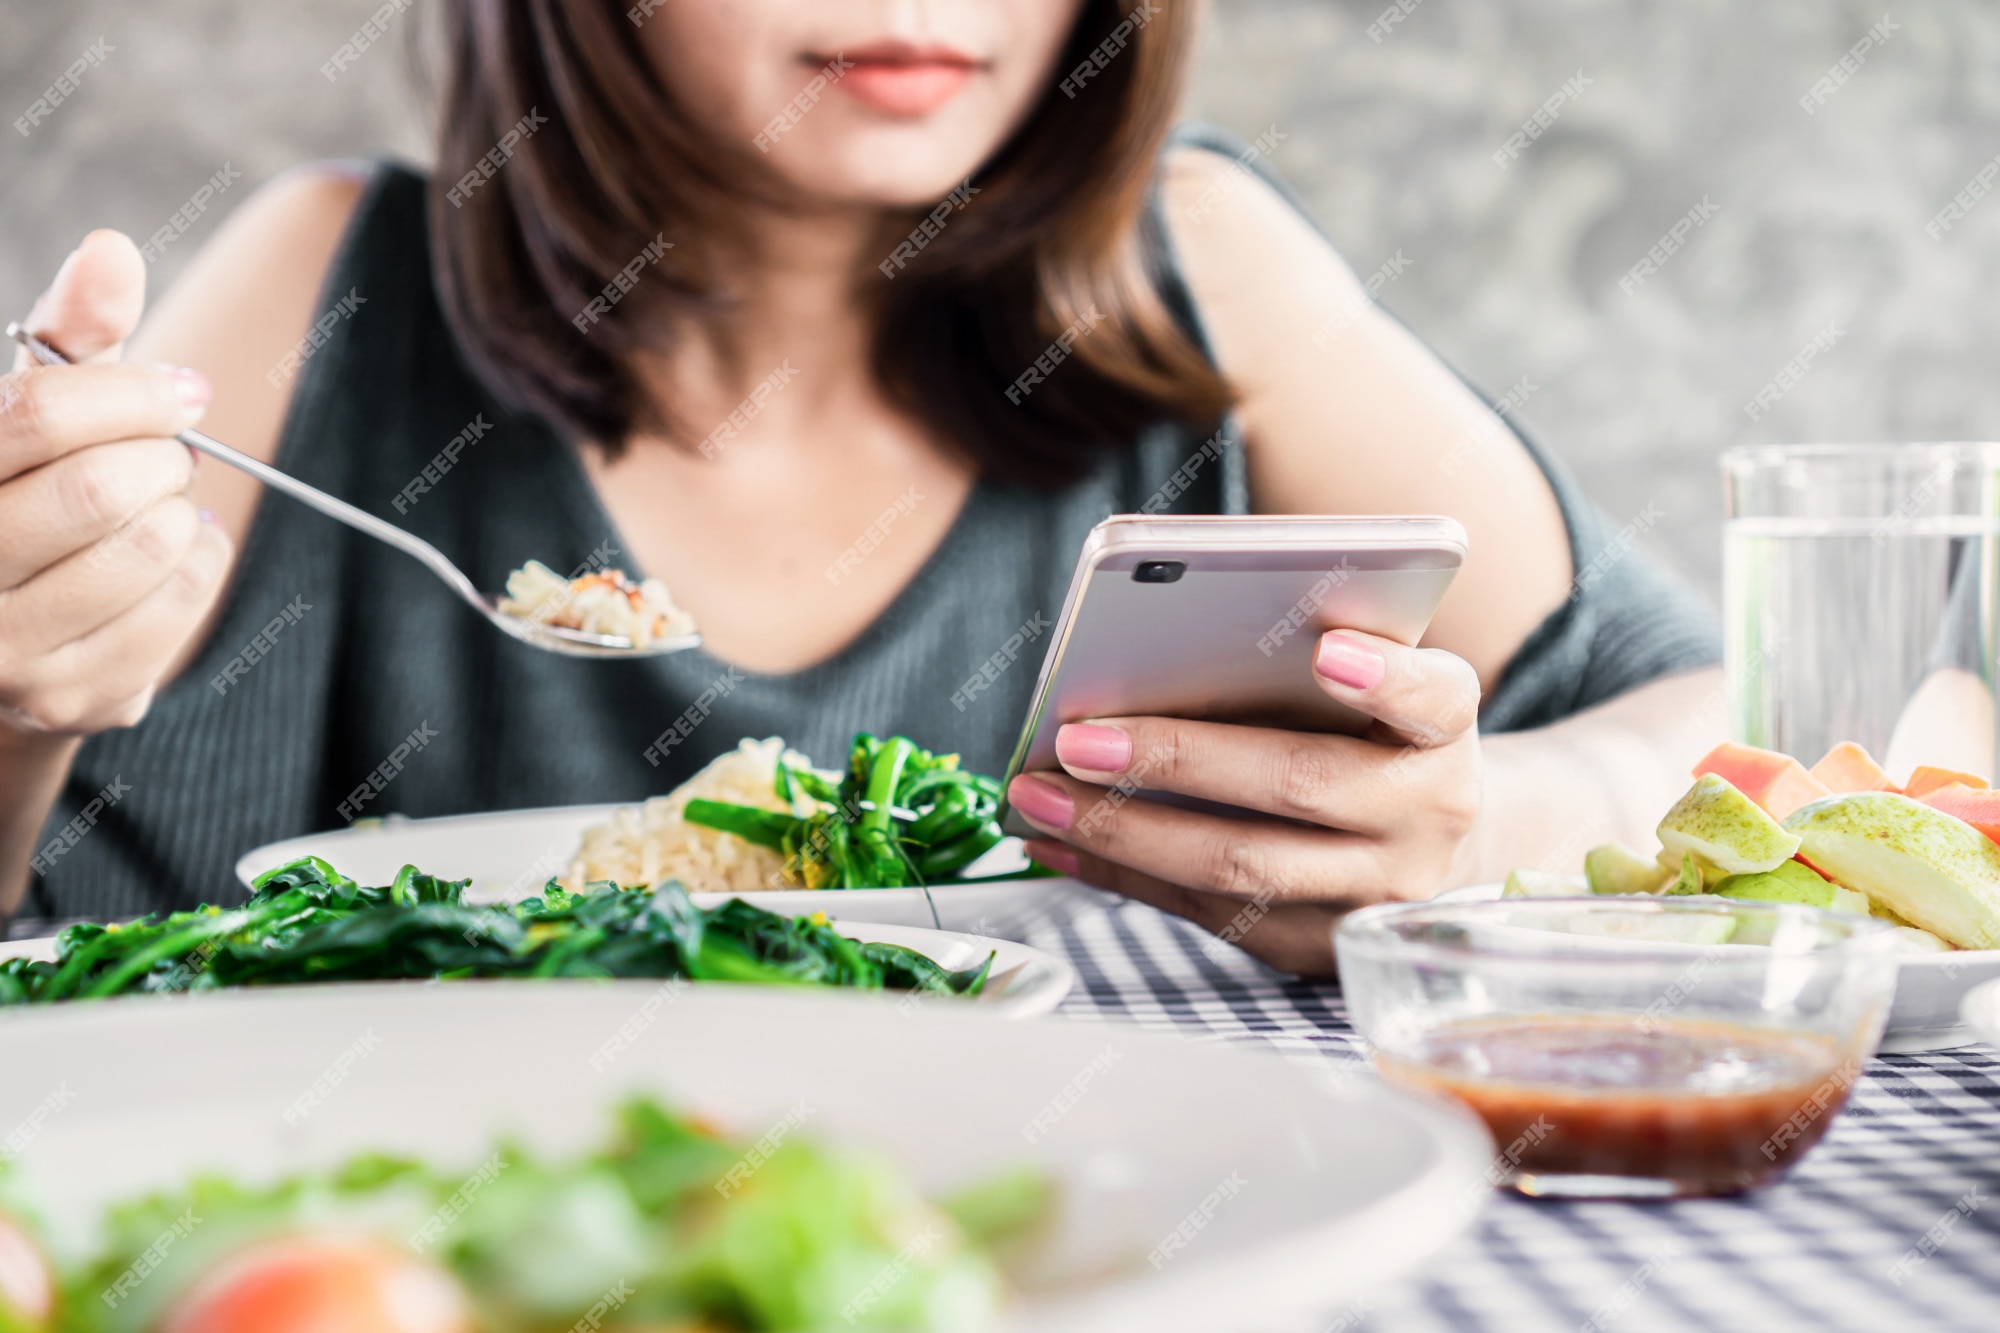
[430,0,1233,488]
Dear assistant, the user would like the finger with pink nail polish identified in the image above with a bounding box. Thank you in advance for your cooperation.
[1055,722,1131,775]
[1315,631,1385,690]
[1024,839,1081,878]
[1007,774,1074,831]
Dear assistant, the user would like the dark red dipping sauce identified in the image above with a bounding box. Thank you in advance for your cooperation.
[1375,1015,1860,1196]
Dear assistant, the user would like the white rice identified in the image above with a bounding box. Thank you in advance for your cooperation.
[561,737,807,894]
[499,559,696,647]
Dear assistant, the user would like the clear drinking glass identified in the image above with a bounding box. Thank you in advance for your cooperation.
[1721,443,2000,777]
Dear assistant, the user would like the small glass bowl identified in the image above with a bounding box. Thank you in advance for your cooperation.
[1335,896,1899,1198]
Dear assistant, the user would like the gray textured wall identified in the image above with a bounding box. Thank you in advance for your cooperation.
[5,1,1998,598]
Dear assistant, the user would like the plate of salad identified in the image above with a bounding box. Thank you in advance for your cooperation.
[236,733,1112,936]
[0,984,1495,1332]
[0,857,1074,1019]
[1469,740,2000,1051]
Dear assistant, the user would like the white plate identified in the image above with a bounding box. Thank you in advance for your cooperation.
[0,919,1074,1019]
[1958,976,2000,1048]
[0,985,1493,1332]
[236,804,1115,934]
[1442,882,2000,1053]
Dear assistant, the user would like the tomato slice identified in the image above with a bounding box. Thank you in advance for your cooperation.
[0,1211,54,1331]
[161,1236,469,1333]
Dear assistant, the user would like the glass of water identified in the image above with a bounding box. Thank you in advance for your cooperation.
[1722,443,2000,778]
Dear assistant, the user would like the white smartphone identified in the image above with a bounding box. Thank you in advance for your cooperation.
[998,514,1467,837]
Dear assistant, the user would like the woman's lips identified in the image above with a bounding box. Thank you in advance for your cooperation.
[813,45,981,117]
[840,62,972,115]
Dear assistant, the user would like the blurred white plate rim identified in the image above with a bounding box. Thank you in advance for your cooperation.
[0,983,1496,1333]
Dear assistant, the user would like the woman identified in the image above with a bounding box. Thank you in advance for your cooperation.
[0,0,1721,973]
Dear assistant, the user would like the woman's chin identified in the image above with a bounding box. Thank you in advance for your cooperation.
[772,162,985,213]
[758,119,1004,211]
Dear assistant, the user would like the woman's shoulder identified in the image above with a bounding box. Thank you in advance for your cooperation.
[1151,127,1578,691]
[130,161,399,553]
[1153,128,1384,388]
[129,162,392,472]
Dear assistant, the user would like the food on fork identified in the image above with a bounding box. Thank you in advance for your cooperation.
[497,559,695,647]
[1504,740,2000,952]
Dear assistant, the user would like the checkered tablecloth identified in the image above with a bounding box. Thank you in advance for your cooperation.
[1012,896,2000,1333]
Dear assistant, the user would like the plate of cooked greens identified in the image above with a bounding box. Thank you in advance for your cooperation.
[0,856,1074,1019]
[0,984,1494,1332]
[235,732,1113,934]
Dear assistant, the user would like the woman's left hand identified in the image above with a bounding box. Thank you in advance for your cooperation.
[1007,629,1483,976]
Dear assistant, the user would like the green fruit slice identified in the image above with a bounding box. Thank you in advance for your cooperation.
[1657,774,1802,875]
[1585,842,1674,896]
[1783,792,2000,950]
[1503,868,1584,898]
[1655,848,1728,889]
[1662,851,1706,896]
[1711,858,1833,907]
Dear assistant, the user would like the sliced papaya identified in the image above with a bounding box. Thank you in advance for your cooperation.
[1904,766,1989,800]
[1691,742,1832,820]
[1919,783,2000,847]
[1810,741,1900,795]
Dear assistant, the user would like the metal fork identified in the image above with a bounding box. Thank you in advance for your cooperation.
[8,321,701,659]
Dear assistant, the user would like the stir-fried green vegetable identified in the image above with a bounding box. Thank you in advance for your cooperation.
[0,857,992,1006]
[685,732,1034,889]
[2,1097,1050,1333]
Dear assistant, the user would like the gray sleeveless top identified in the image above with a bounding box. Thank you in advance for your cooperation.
[29,130,1719,920]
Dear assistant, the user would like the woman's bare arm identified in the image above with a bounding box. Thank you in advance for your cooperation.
[1159,148,1724,886]
[0,168,364,918]
[1462,666,1728,882]
[136,166,370,678]
[1159,147,1575,691]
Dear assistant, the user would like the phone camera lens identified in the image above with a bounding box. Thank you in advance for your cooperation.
[1132,560,1186,584]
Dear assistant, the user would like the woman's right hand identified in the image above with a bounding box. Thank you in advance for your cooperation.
[0,230,234,741]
